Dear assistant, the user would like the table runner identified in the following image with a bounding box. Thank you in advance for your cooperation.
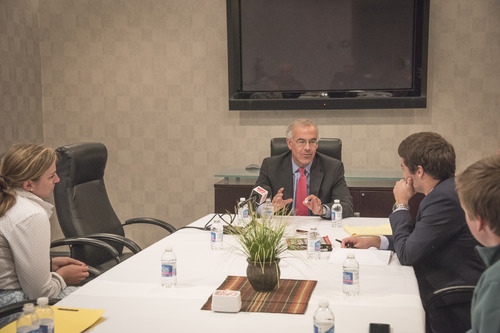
[201,275,317,314]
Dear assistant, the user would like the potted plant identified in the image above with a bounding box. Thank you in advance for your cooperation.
[229,208,289,292]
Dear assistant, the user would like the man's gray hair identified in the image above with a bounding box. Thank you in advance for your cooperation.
[286,119,319,140]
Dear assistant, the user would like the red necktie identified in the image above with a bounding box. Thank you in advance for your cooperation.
[296,167,308,216]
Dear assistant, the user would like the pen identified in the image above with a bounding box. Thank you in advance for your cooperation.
[335,238,356,248]
[57,308,79,311]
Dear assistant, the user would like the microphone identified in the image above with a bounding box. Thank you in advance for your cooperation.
[250,186,268,205]
[239,186,269,208]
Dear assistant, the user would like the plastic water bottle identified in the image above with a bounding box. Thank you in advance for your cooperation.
[343,252,360,296]
[36,297,54,333]
[161,245,177,288]
[307,227,321,260]
[238,197,250,225]
[313,298,335,333]
[16,303,39,333]
[210,218,223,250]
[331,199,343,228]
[261,198,274,220]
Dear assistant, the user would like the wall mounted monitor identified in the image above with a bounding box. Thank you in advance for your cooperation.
[226,0,429,110]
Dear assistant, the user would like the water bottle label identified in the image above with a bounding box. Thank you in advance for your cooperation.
[211,231,222,242]
[161,264,176,277]
[343,271,354,285]
[314,324,335,333]
[314,240,320,252]
[331,211,342,221]
[243,208,249,219]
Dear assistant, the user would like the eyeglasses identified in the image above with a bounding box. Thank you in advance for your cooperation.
[295,139,318,147]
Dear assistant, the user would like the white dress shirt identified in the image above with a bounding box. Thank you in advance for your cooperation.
[0,189,66,298]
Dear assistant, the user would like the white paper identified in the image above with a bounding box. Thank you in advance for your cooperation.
[329,248,393,266]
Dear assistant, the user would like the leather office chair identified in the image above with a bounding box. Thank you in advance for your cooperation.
[53,142,176,273]
[270,137,342,161]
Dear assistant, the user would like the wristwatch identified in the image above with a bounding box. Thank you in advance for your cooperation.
[392,203,410,212]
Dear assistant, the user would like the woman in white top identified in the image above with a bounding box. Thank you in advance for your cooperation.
[0,143,89,327]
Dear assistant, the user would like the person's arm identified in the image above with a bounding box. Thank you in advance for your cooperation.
[389,191,464,266]
[254,158,293,212]
[11,212,67,298]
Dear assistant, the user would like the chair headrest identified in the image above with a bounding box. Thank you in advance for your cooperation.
[56,142,108,187]
[270,137,342,161]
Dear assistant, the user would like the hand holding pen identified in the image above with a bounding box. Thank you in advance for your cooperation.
[335,238,356,248]
[338,236,381,249]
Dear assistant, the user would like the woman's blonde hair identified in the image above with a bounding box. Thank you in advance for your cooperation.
[0,143,57,217]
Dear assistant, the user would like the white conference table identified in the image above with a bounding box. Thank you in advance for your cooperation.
[56,215,425,332]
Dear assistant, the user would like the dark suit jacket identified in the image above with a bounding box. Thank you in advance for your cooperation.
[254,151,354,217]
[388,177,484,331]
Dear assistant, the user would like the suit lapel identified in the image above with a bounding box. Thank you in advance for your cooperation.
[280,155,294,200]
[310,155,323,196]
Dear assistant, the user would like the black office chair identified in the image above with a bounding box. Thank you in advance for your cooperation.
[53,142,176,273]
[423,285,475,332]
[270,137,342,161]
[423,285,476,311]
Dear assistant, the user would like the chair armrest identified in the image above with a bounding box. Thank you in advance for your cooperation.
[423,285,475,311]
[86,233,142,254]
[0,299,60,318]
[51,237,121,264]
[124,217,177,234]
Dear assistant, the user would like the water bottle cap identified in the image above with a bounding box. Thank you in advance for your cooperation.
[347,252,355,258]
[334,199,340,203]
[37,297,49,306]
[240,197,245,201]
[318,298,329,307]
[22,303,35,312]
[310,227,317,230]
[164,245,173,251]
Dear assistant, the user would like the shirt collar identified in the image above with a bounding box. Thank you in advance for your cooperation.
[15,188,54,218]
[476,243,500,268]
[291,158,312,175]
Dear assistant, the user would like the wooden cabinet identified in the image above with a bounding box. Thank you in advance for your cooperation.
[349,187,423,221]
[214,179,255,214]
[215,179,424,219]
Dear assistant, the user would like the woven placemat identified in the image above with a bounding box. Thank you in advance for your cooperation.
[202,275,317,314]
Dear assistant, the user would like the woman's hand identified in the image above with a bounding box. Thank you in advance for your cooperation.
[56,264,89,285]
[51,257,86,271]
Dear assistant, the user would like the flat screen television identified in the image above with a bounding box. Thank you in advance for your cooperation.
[226,0,429,110]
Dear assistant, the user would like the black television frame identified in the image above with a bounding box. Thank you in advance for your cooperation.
[226,0,429,111]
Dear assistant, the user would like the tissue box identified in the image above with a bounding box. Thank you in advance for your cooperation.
[211,290,242,313]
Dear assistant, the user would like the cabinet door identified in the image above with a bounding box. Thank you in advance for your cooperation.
[359,190,395,217]
[214,182,254,214]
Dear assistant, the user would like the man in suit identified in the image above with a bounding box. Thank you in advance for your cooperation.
[255,119,353,218]
[342,132,484,333]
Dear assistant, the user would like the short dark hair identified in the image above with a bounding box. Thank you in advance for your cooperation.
[398,132,455,180]
[456,155,500,236]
